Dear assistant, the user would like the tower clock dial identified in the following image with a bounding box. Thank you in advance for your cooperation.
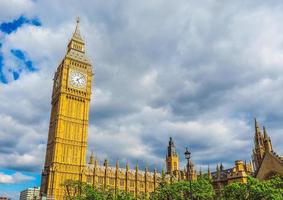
[68,69,87,89]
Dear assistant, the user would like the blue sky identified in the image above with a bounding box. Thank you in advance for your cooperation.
[0,15,39,84]
[1,0,283,199]
[0,14,41,198]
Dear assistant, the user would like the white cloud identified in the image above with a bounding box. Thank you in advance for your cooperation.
[0,0,34,21]
[0,172,34,184]
[0,0,283,177]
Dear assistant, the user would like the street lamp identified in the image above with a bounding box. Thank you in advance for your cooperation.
[184,147,193,200]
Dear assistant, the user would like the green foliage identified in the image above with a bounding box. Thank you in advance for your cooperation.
[150,176,215,200]
[220,176,283,200]
[63,180,138,200]
[63,175,283,200]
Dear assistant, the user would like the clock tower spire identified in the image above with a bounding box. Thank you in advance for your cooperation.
[40,18,93,200]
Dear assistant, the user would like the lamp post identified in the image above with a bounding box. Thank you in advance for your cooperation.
[184,147,193,200]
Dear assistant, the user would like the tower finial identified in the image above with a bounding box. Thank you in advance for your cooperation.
[116,159,119,169]
[89,151,94,165]
[263,126,268,138]
[255,118,259,129]
[71,16,83,42]
[220,162,224,171]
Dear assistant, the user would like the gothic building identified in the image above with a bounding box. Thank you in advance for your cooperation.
[40,19,281,200]
[252,119,283,180]
[40,18,170,200]
[40,18,93,199]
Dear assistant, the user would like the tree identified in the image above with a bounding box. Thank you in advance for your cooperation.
[63,180,137,200]
[220,176,283,200]
[150,176,215,200]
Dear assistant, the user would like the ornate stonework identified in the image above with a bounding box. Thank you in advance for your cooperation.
[41,19,280,200]
[252,119,283,180]
[40,19,93,200]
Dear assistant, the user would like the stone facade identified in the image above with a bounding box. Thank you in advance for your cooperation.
[211,160,253,195]
[41,19,279,200]
[40,18,93,200]
[252,119,283,180]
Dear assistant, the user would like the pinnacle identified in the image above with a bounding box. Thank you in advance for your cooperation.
[72,16,84,42]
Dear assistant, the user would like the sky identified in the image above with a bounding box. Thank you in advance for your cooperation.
[0,0,283,199]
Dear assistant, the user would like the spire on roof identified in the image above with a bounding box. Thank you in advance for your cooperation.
[255,118,261,133]
[263,126,268,139]
[207,164,211,179]
[104,159,108,168]
[89,151,94,165]
[220,162,224,171]
[167,137,177,156]
[72,16,83,42]
[116,160,119,169]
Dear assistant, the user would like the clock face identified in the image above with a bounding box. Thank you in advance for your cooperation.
[69,69,87,89]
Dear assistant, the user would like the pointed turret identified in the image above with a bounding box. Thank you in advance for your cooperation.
[168,137,177,156]
[263,126,268,139]
[255,118,259,131]
[207,165,212,179]
[116,160,119,169]
[104,159,108,168]
[72,17,84,42]
[135,163,139,171]
[67,17,85,53]
[65,17,91,65]
[220,163,224,171]
[216,164,221,178]
[166,137,179,173]
[126,161,129,171]
[89,151,95,165]
[263,126,273,152]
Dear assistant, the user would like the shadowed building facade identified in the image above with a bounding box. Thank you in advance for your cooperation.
[252,119,283,180]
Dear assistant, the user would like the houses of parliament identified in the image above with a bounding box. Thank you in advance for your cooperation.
[40,19,283,200]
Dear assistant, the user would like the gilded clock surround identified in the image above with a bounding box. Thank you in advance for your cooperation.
[68,68,87,89]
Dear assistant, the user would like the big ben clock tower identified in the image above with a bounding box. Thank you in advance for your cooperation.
[40,18,93,200]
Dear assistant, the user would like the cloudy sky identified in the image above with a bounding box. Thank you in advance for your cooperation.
[1,0,283,198]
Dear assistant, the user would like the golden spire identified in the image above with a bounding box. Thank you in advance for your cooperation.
[263,126,273,152]
[104,159,108,168]
[89,151,94,165]
[263,126,268,139]
[255,118,258,128]
[116,160,119,169]
[72,16,83,42]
